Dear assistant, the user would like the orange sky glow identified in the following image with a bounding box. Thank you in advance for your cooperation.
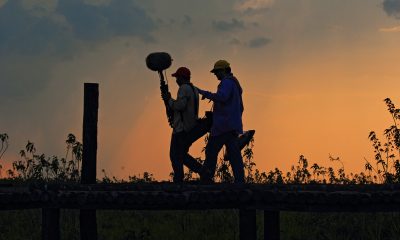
[1,0,400,181]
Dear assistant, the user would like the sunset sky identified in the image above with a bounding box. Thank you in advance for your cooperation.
[1,0,400,180]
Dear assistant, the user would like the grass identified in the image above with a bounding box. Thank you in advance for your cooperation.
[2,210,400,240]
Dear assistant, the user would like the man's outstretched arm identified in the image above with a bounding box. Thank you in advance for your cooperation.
[197,80,232,103]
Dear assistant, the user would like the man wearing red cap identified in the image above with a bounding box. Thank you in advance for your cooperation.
[161,67,203,183]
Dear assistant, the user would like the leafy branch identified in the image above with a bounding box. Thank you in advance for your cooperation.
[0,133,9,160]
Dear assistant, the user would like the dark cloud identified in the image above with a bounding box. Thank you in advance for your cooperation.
[0,0,156,99]
[0,0,156,56]
[229,38,242,45]
[182,15,192,27]
[0,0,74,56]
[153,15,192,30]
[240,7,270,16]
[383,0,400,19]
[57,0,155,41]
[212,18,245,32]
[248,37,271,48]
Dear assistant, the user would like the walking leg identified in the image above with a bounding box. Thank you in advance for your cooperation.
[170,133,184,182]
[226,133,245,183]
[201,135,225,182]
[183,153,203,173]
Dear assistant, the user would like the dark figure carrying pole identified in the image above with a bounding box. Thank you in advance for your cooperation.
[161,67,206,182]
[146,53,212,181]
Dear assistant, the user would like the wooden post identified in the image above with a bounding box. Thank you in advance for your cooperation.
[80,83,99,240]
[42,208,60,240]
[239,209,257,240]
[81,83,98,184]
[264,211,280,240]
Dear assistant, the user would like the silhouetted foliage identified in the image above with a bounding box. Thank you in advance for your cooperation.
[0,133,8,160]
[6,134,82,182]
[101,169,156,184]
[366,98,400,183]
[0,133,8,177]
[0,132,383,184]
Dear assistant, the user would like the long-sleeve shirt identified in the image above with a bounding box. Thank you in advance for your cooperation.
[168,83,199,133]
[198,74,243,136]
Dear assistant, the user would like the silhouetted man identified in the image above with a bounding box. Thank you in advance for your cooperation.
[197,60,245,184]
[162,67,203,183]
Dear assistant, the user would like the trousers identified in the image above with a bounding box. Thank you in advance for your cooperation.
[169,131,202,183]
[202,131,245,183]
[170,115,212,183]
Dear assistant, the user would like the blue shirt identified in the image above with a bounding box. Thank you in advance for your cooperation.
[198,74,244,136]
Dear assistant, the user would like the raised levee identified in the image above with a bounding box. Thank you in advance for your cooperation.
[2,183,400,212]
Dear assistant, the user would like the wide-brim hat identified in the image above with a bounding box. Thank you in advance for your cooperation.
[211,60,230,73]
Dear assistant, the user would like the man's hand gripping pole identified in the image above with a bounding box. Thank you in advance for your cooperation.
[158,70,174,127]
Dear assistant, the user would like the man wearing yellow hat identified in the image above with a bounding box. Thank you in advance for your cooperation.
[197,60,245,183]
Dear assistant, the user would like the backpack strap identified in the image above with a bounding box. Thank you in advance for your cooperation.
[179,83,199,123]
[227,76,244,113]
[187,83,199,117]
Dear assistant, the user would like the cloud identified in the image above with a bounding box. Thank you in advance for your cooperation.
[57,0,155,41]
[0,0,156,56]
[0,0,157,100]
[82,0,112,6]
[0,0,7,8]
[229,38,242,45]
[234,0,275,13]
[227,37,272,48]
[182,15,192,27]
[379,25,400,32]
[248,37,271,48]
[383,0,400,19]
[212,18,245,32]
[0,0,74,56]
